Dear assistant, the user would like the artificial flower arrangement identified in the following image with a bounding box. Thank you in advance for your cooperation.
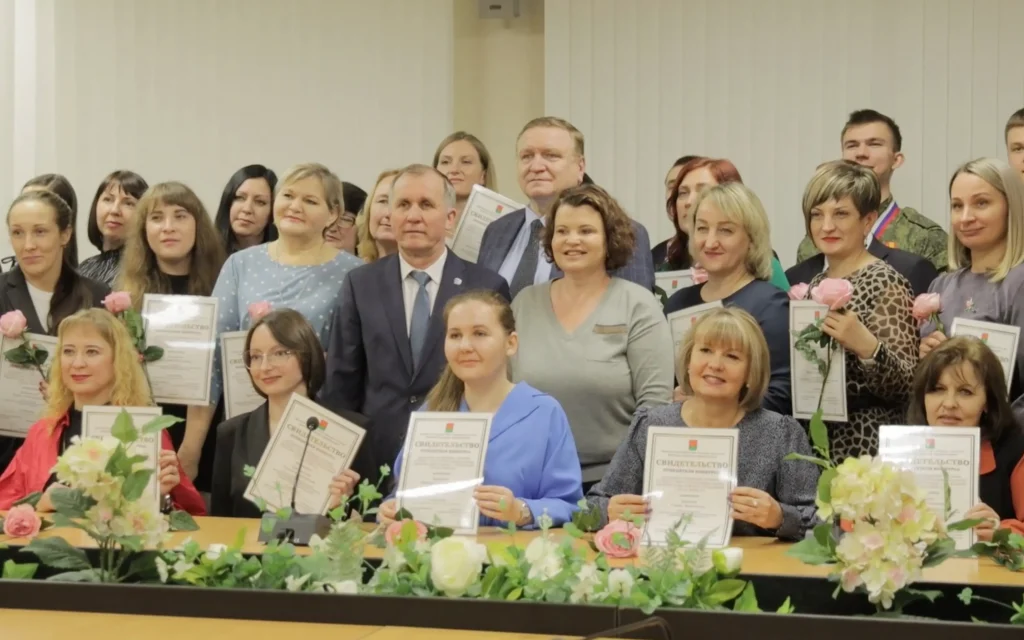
[0,309,48,379]
[102,292,164,393]
[0,410,198,582]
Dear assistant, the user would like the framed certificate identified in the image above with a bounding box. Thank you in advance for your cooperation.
[666,301,724,356]
[0,333,57,437]
[244,393,366,515]
[220,330,265,420]
[789,301,848,422]
[81,405,163,504]
[448,185,524,263]
[397,412,492,535]
[142,294,218,406]
[879,425,981,549]
[950,318,1020,394]
[642,426,738,548]
[655,270,695,299]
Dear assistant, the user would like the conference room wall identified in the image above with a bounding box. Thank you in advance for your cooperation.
[1,0,456,262]
[545,0,1024,267]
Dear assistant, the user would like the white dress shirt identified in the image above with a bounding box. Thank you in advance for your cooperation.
[399,248,448,335]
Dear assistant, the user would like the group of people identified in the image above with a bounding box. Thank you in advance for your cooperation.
[0,107,1023,545]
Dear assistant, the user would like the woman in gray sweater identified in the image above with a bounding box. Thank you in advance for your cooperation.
[512,184,674,488]
[587,307,819,541]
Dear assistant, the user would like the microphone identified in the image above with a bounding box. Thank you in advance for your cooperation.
[579,616,673,640]
[257,416,332,546]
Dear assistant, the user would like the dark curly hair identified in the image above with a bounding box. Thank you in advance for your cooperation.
[542,183,635,272]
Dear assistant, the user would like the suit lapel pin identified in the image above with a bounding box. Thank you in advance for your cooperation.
[454,277,462,285]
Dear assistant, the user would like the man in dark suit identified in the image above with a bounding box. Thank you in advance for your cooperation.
[786,236,938,297]
[477,117,654,298]
[321,165,510,486]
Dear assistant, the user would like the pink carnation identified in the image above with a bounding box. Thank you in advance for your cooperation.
[788,283,810,301]
[102,291,133,315]
[248,301,273,322]
[0,310,28,338]
[384,519,427,545]
[810,278,854,311]
[2,504,42,538]
[911,293,941,324]
[594,519,641,558]
[691,266,709,285]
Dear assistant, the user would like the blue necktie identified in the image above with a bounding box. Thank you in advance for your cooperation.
[409,270,431,369]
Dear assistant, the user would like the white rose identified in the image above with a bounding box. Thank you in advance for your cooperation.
[607,568,634,598]
[430,537,486,597]
[205,544,227,561]
[711,547,743,576]
[524,536,563,580]
[330,580,359,594]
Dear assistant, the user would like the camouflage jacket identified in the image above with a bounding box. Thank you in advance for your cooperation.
[795,196,948,272]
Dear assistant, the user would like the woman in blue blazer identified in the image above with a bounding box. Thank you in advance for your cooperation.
[379,290,583,528]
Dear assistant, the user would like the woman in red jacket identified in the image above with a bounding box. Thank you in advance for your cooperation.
[0,308,205,515]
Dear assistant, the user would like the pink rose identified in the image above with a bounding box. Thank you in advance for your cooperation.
[248,301,273,322]
[0,310,28,339]
[3,504,42,538]
[911,293,941,324]
[384,519,427,545]
[691,266,709,285]
[787,283,810,301]
[594,519,641,558]
[810,278,854,311]
[102,291,133,315]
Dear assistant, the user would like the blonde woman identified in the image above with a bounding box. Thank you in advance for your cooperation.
[433,132,497,236]
[664,182,791,415]
[355,169,399,263]
[377,290,582,528]
[0,309,205,514]
[587,307,818,541]
[920,158,1024,409]
[184,163,363,481]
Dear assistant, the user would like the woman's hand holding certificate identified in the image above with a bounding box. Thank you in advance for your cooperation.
[729,487,782,530]
[608,494,650,523]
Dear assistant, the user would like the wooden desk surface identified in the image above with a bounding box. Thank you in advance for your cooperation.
[3,515,1023,587]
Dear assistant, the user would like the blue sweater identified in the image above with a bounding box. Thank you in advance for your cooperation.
[394,382,583,527]
[664,279,792,415]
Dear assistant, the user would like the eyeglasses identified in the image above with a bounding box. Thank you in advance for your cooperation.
[335,214,357,229]
[243,349,298,369]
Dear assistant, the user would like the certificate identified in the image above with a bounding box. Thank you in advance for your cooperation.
[81,406,163,505]
[655,270,695,300]
[642,427,737,548]
[448,185,524,263]
[950,318,1020,393]
[142,294,218,406]
[396,412,492,535]
[789,301,848,422]
[879,425,980,549]
[0,333,57,437]
[244,393,366,514]
[221,331,265,420]
[666,301,723,355]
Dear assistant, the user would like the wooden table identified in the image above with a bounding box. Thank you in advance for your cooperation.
[5,516,1021,587]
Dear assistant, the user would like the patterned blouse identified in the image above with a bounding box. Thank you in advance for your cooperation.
[805,260,917,460]
[77,249,123,288]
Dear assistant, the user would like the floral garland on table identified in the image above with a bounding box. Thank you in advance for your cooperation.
[0,410,198,582]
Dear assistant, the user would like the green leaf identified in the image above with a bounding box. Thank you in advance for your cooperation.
[124,311,144,341]
[922,538,957,568]
[110,410,139,444]
[169,510,199,531]
[957,587,974,605]
[891,588,943,613]
[808,409,830,458]
[816,468,836,505]
[785,538,835,565]
[947,518,984,532]
[783,452,830,468]
[243,464,256,479]
[2,559,38,580]
[563,522,584,539]
[141,414,183,436]
[732,583,761,612]
[104,446,134,477]
[394,507,414,521]
[33,346,48,363]
[22,537,91,570]
[506,586,523,601]
[4,346,33,365]
[121,469,154,501]
[706,579,747,605]
[47,569,101,582]
[143,345,164,362]
[776,597,795,614]
[13,492,42,509]
[428,526,454,541]
[49,487,95,519]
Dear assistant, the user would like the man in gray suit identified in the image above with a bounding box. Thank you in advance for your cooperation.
[477,117,654,298]
[321,165,510,485]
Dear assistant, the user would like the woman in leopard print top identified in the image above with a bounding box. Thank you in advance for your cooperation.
[795,162,918,460]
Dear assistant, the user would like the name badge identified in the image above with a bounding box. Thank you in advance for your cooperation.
[593,324,627,335]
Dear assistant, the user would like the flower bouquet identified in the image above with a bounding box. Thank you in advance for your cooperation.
[6,410,197,582]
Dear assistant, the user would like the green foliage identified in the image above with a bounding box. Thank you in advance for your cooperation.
[969,529,1024,572]
[570,498,602,533]
[22,537,91,571]
[169,510,200,532]
[12,492,42,509]
[2,560,38,580]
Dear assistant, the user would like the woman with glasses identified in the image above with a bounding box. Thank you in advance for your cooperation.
[324,182,366,255]
[210,309,364,518]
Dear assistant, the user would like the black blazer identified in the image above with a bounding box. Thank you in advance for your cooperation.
[0,266,111,334]
[785,238,938,297]
[320,252,510,485]
[210,403,375,518]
